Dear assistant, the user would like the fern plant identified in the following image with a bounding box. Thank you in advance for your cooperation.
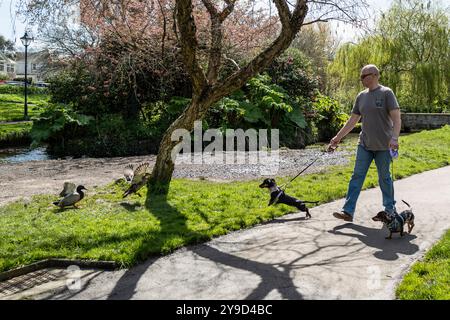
[30,103,93,149]
[211,73,307,131]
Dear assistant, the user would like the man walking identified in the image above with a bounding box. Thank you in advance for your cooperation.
[328,64,401,222]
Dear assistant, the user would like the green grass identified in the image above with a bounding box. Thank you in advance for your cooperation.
[396,229,450,300]
[0,122,32,147]
[0,93,49,145]
[0,93,49,121]
[0,122,32,138]
[0,126,450,274]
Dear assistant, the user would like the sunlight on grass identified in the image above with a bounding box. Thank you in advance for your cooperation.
[0,126,449,274]
[0,122,32,146]
[396,229,450,300]
[0,94,49,121]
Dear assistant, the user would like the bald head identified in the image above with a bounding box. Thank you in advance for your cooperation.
[361,64,380,77]
[360,64,380,89]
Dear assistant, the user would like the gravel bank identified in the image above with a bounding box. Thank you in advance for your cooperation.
[0,147,352,207]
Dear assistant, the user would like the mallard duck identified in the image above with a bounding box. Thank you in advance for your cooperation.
[123,162,151,198]
[53,182,87,208]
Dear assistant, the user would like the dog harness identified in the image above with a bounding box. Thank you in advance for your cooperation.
[270,187,284,206]
[386,212,406,232]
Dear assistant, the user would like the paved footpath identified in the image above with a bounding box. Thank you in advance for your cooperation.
[2,166,450,300]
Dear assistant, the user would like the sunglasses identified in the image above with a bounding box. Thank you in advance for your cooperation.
[360,73,373,80]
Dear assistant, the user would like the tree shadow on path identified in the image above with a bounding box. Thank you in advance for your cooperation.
[329,223,419,261]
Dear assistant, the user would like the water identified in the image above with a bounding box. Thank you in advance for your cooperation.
[0,147,50,163]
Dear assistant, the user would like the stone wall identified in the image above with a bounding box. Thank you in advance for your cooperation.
[401,113,450,131]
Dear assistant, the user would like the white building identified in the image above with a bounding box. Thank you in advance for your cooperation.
[0,53,16,78]
[14,50,49,82]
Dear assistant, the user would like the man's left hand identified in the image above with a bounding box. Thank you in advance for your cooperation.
[389,138,399,150]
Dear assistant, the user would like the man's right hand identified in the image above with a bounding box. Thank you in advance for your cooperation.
[327,136,340,153]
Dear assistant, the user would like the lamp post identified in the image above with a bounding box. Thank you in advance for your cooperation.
[20,31,34,120]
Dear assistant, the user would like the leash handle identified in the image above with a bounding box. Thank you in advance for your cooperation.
[390,149,398,159]
[326,144,338,153]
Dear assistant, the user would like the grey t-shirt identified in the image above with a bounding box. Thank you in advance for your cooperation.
[352,85,399,151]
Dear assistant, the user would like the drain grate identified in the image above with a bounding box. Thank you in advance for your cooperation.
[0,269,66,296]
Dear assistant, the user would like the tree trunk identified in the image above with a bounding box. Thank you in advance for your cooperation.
[149,132,177,193]
[149,0,310,195]
[149,95,210,193]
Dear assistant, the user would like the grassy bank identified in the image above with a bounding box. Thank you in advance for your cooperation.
[0,122,32,147]
[396,229,450,300]
[0,93,49,146]
[0,93,49,122]
[0,126,449,273]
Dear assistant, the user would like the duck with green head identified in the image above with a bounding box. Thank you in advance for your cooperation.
[53,182,87,208]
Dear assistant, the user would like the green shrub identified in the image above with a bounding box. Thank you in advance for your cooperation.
[46,67,106,115]
[0,84,48,95]
[47,49,191,121]
[40,43,324,155]
[312,93,349,141]
[32,105,160,157]
[205,74,312,148]
[208,74,307,130]
[30,103,94,151]
[267,47,319,99]
[432,96,450,113]
[143,96,191,132]
[79,114,158,157]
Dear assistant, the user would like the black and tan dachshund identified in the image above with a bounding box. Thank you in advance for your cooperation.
[259,178,318,219]
[372,200,415,239]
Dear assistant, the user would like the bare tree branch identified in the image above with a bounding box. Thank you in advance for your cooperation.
[209,0,308,102]
[176,0,207,95]
[201,0,217,15]
[219,0,237,22]
[273,0,293,29]
[157,0,167,57]
[302,18,328,25]
[223,53,240,70]
[201,0,238,85]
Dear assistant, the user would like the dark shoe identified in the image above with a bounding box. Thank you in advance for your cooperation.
[333,211,353,222]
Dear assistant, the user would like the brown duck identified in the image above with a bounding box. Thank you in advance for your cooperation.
[123,162,151,198]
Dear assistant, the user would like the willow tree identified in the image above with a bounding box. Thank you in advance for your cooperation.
[378,0,450,110]
[328,0,450,111]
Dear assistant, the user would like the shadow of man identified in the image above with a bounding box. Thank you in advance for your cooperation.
[329,223,419,261]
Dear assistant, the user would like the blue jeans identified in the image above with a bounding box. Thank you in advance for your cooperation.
[342,145,396,217]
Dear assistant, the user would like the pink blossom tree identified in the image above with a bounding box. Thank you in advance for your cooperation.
[17,0,368,193]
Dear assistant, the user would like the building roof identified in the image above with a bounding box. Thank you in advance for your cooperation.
[15,50,50,62]
[0,53,15,64]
